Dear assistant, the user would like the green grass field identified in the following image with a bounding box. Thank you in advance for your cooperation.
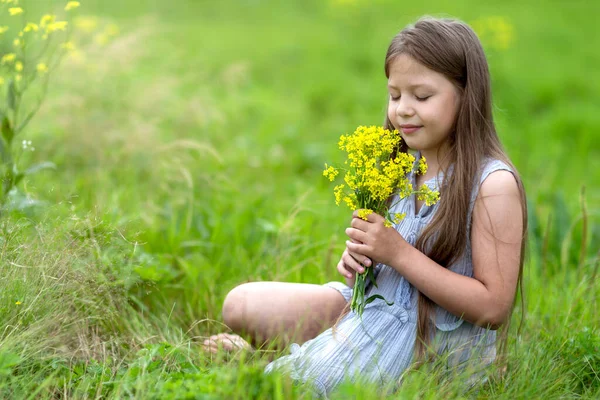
[0,0,598,398]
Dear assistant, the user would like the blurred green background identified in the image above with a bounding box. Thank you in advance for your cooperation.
[0,0,598,398]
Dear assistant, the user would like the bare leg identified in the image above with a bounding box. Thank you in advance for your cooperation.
[203,282,348,353]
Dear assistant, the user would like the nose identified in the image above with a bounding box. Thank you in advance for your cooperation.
[395,97,414,118]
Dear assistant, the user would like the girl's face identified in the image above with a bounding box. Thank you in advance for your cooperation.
[387,54,461,160]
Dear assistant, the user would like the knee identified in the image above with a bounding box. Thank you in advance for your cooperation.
[222,283,251,331]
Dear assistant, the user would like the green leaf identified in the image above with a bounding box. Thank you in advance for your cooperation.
[7,80,16,111]
[364,294,394,306]
[13,172,24,187]
[0,136,6,164]
[1,116,13,146]
[366,264,378,288]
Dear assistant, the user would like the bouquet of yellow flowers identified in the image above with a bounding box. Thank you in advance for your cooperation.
[323,125,440,317]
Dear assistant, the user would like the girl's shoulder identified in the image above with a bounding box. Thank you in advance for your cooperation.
[475,158,518,196]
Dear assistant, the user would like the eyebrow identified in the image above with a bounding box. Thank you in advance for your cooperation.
[387,83,435,91]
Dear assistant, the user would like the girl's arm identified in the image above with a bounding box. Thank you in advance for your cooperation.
[345,170,523,329]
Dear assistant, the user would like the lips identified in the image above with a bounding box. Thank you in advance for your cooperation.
[399,124,422,134]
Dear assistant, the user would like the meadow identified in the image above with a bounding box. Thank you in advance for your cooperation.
[0,0,598,398]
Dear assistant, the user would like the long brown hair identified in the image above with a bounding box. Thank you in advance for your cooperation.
[383,17,528,363]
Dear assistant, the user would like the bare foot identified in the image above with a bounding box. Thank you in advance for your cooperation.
[202,333,254,354]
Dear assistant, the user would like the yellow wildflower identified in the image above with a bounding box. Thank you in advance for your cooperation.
[325,125,440,318]
[418,156,428,175]
[0,26,9,34]
[0,77,4,85]
[15,301,21,305]
[343,194,357,210]
[15,61,23,72]
[322,164,339,181]
[40,14,56,28]
[393,213,406,224]
[23,22,39,32]
[357,209,373,220]
[65,1,80,11]
[46,21,68,33]
[384,220,393,228]
[334,184,344,206]
[36,63,48,73]
[1,53,16,64]
[417,184,441,207]
[8,7,23,16]
[13,38,21,47]
[15,74,22,82]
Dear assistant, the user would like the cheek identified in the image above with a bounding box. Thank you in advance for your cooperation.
[387,104,396,125]
[427,99,456,129]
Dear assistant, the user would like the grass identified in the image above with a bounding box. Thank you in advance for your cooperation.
[0,0,598,398]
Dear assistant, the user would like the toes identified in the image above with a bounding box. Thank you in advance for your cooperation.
[202,333,252,354]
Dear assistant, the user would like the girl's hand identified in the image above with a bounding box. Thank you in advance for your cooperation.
[344,210,409,267]
[337,243,372,280]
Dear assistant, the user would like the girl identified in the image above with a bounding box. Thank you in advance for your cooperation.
[203,16,527,397]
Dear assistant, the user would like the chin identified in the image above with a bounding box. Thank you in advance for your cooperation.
[401,137,422,151]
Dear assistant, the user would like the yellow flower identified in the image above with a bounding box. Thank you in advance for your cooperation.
[36,63,48,73]
[417,184,441,207]
[9,7,23,16]
[384,220,393,228]
[0,26,9,34]
[23,22,39,32]
[333,184,344,205]
[322,164,339,181]
[418,156,428,175]
[13,38,21,47]
[40,14,56,28]
[0,77,4,85]
[15,301,21,305]
[65,1,80,11]
[343,194,357,210]
[15,74,22,82]
[357,209,373,220]
[15,61,23,71]
[46,21,68,33]
[393,212,406,224]
[1,53,16,64]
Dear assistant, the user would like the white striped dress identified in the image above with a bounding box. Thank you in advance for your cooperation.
[264,154,514,397]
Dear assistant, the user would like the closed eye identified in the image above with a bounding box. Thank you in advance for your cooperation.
[390,94,400,101]
[416,95,431,102]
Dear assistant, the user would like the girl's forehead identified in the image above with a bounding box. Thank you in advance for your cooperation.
[387,54,447,87]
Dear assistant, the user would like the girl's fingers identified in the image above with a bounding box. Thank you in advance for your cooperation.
[337,259,354,279]
[342,252,365,274]
[345,227,367,242]
[348,249,371,267]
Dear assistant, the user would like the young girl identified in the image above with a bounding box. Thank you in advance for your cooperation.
[203,16,527,397]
